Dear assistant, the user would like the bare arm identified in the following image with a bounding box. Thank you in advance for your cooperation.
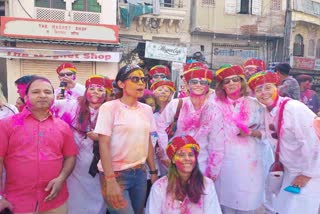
[99,134,127,209]
[146,136,158,184]
[44,156,76,201]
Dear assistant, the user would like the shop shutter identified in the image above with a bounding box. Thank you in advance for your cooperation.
[22,59,94,89]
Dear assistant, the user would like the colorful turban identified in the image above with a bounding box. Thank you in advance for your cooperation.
[85,75,113,93]
[149,65,170,77]
[243,58,266,71]
[216,65,245,82]
[150,80,176,92]
[184,62,208,72]
[166,135,200,160]
[247,71,280,90]
[56,63,77,74]
[184,67,213,83]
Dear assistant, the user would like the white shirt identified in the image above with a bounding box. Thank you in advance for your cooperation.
[146,176,222,214]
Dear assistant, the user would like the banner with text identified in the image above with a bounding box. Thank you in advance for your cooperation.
[145,41,187,63]
[0,47,121,62]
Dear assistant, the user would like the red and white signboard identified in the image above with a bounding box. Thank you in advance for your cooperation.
[291,56,315,70]
[0,16,119,44]
[0,47,121,62]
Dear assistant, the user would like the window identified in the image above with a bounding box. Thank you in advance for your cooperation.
[293,34,304,57]
[202,0,215,6]
[239,0,250,14]
[316,39,320,58]
[35,0,66,9]
[308,40,315,56]
[72,0,101,13]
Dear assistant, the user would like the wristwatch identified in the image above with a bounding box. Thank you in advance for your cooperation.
[149,169,158,175]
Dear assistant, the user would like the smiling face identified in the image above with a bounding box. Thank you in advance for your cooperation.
[173,147,196,175]
[153,85,173,103]
[222,75,242,98]
[254,83,278,106]
[188,78,209,96]
[86,84,106,104]
[25,79,54,111]
[118,69,147,99]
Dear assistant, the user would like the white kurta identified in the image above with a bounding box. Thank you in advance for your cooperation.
[146,176,222,214]
[0,104,18,120]
[156,97,224,173]
[53,99,106,214]
[213,96,266,211]
[265,96,320,214]
[55,82,85,100]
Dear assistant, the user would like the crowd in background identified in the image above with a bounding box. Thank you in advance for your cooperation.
[0,59,320,214]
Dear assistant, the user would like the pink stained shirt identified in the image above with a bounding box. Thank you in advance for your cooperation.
[0,108,78,213]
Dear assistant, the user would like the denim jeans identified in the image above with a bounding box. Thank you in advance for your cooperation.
[107,166,147,214]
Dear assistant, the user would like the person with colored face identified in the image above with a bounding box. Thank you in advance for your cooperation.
[146,135,222,213]
[55,62,86,100]
[249,71,320,214]
[0,76,78,214]
[14,75,35,112]
[52,75,112,214]
[95,65,158,214]
[296,74,320,115]
[243,58,266,79]
[156,67,224,176]
[212,65,266,213]
[148,65,170,84]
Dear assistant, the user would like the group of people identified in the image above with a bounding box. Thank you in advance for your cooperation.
[0,59,319,214]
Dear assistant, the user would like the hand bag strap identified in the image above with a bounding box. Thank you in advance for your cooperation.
[173,98,183,121]
[275,99,290,162]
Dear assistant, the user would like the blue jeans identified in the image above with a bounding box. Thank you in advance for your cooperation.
[107,166,147,214]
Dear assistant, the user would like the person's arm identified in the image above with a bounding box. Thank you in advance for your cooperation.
[146,136,158,184]
[99,134,127,209]
[44,155,76,201]
[205,106,225,180]
[145,179,164,214]
[289,103,320,187]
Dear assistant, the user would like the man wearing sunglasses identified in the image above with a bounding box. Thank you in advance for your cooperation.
[55,63,85,100]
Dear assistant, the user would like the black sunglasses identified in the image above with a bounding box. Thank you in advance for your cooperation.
[222,76,241,85]
[125,76,148,83]
[58,72,74,77]
[189,79,209,86]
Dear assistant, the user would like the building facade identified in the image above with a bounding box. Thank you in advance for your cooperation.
[0,0,119,104]
[189,0,286,70]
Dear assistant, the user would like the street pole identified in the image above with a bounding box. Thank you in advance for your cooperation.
[283,0,292,62]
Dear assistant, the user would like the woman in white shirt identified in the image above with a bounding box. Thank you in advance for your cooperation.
[248,71,320,214]
[146,135,222,214]
[212,65,266,213]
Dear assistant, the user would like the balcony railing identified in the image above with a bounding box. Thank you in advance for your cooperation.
[35,7,101,24]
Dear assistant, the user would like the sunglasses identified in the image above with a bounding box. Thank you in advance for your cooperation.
[189,79,209,86]
[222,76,241,85]
[58,72,74,77]
[125,76,148,83]
[153,74,166,79]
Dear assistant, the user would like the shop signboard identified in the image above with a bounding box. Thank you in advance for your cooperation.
[291,56,315,70]
[145,41,187,63]
[0,47,122,62]
[0,16,119,44]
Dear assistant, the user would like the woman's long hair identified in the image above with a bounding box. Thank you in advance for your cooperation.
[166,160,205,203]
[215,76,249,101]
